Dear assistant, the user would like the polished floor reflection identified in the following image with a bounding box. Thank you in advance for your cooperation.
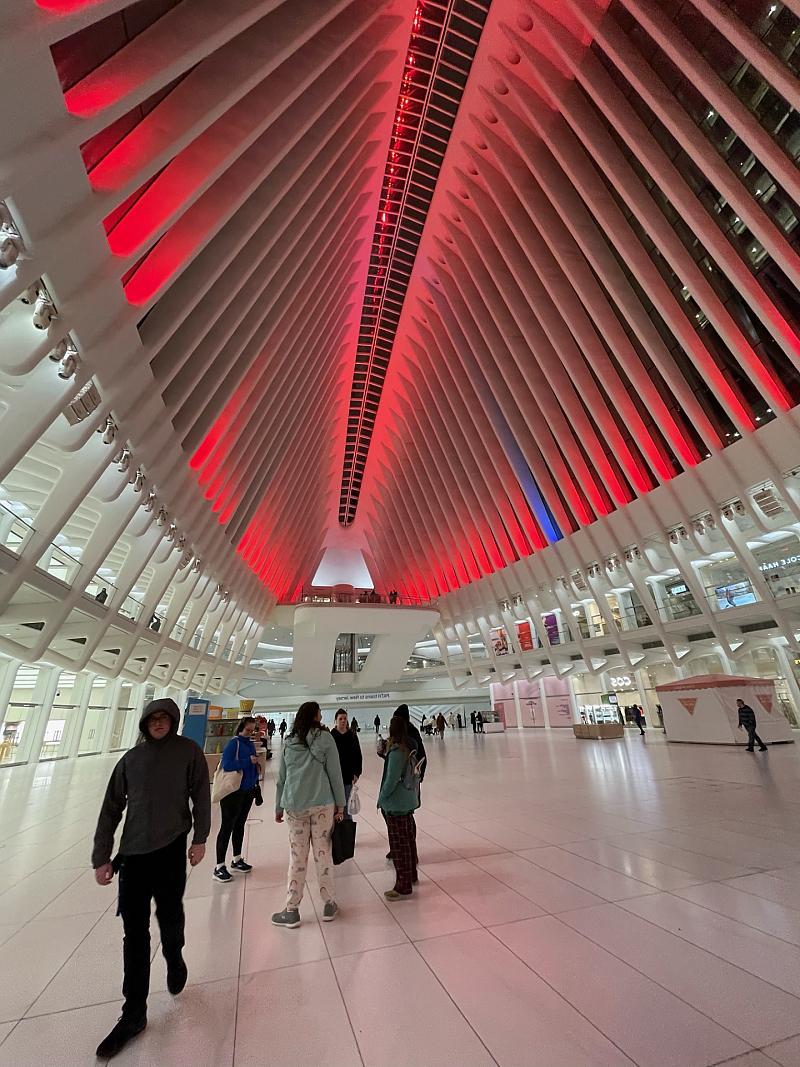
[2,729,800,1066]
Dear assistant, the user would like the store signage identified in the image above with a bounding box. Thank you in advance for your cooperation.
[490,626,510,656]
[609,675,633,689]
[759,555,800,572]
[678,697,697,715]
[332,692,390,702]
[757,694,774,714]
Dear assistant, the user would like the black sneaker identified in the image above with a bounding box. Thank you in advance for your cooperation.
[96,1016,146,1058]
[213,865,233,883]
[166,956,188,995]
[230,858,253,873]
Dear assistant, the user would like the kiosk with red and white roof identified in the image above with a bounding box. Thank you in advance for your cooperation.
[655,675,794,745]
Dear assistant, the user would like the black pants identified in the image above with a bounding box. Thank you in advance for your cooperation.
[216,788,256,864]
[746,725,766,750]
[118,834,187,1021]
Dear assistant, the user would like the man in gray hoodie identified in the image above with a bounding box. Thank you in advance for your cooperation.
[92,698,211,1059]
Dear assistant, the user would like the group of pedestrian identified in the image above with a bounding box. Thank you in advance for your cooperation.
[89,697,427,1058]
[471,710,485,733]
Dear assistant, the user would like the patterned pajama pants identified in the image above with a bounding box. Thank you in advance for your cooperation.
[285,804,335,909]
[385,813,417,895]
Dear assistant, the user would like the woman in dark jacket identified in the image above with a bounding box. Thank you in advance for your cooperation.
[213,717,260,883]
[331,708,362,820]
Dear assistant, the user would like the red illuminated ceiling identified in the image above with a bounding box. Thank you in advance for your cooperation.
[338,0,492,526]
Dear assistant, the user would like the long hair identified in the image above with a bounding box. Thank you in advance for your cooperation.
[388,714,410,754]
[289,701,322,746]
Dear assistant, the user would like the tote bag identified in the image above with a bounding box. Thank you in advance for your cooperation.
[331,820,357,865]
[211,739,242,803]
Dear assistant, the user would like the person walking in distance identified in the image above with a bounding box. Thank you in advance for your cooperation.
[634,705,646,736]
[476,711,485,733]
[331,708,362,820]
[92,699,211,1059]
[212,716,260,883]
[279,718,287,742]
[436,712,446,739]
[272,702,345,928]
[470,710,477,733]
[374,713,381,733]
[737,698,768,752]
[379,715,421,899]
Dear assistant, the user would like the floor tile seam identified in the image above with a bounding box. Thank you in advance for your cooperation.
[571,838,761,881]
[405,934,501,1066]
[616,895,800,1003]
[649,831,793,870]
[554,840,715,890]
[720,879,800,914]
[18,904,116,1022]
[554,902,775,1051]
[663,887,800,951]
[509,847,656,900]
[0,834,94,896]
[325,926,367,1067]
[231,820,258,1067]
[416,854,538,925]
[481,922,639,1067]
[1,863,91,937]
[758,1030,800,1058]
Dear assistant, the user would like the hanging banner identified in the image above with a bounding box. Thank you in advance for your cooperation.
[489,627,510,656]
[516,621,535,652]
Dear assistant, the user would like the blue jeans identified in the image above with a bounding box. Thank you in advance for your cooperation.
[344,783,354,822]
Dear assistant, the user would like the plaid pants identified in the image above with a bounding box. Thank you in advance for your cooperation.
[385,813,417,894]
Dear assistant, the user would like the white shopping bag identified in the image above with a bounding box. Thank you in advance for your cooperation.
[348,782,362,815]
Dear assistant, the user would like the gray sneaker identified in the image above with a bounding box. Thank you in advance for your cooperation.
[271,908,301,928]
[322,901,339,922]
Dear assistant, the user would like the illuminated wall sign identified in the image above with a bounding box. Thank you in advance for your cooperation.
[759,555,800,572]
[609,675,633,689]
[331,692,391,702]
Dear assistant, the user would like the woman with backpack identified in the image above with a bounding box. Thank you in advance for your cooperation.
[378,715,421,900]
[212,716,260,883]
[272,702,346,928]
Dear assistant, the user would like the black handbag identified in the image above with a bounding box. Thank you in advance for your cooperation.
[331,819,357,865]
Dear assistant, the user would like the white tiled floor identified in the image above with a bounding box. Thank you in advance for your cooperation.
[2,730,800,1065]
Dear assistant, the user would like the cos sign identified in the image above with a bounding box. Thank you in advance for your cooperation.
[609,675,633,689]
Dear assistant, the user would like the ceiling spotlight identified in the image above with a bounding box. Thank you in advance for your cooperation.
[131,467,145,492]
[49,339,70,362]
[192,557,202,573]
[734,500,745,515]
[32,291,57,330]
[0,232,21,269]
[705,513,716,529]
[176,534,186,551]
[116,447,131,473]
[669,530,679,545]
[142,490,156,512]
[177,551,192,570]
[156,506,168,527]
[165,522,177,542]
[722,505,734,520]
[19,283,39,305]
[692,519,705,535]
[100,416,117,444]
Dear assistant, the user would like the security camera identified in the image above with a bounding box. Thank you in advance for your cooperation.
[32,293,57,330]
[0,232,21,269]
[57,351,79,379]
[19,283,39,305]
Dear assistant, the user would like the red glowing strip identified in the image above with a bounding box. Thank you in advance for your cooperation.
[36,0,102,10]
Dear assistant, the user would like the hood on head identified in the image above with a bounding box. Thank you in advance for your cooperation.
[394,704,410,720]
[139,698,180,736]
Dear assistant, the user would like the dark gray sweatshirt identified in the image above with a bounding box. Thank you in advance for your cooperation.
[92,727,211,868]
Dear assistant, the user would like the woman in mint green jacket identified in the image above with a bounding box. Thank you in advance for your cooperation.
[272,702,345,929]
[378,716,420,900]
